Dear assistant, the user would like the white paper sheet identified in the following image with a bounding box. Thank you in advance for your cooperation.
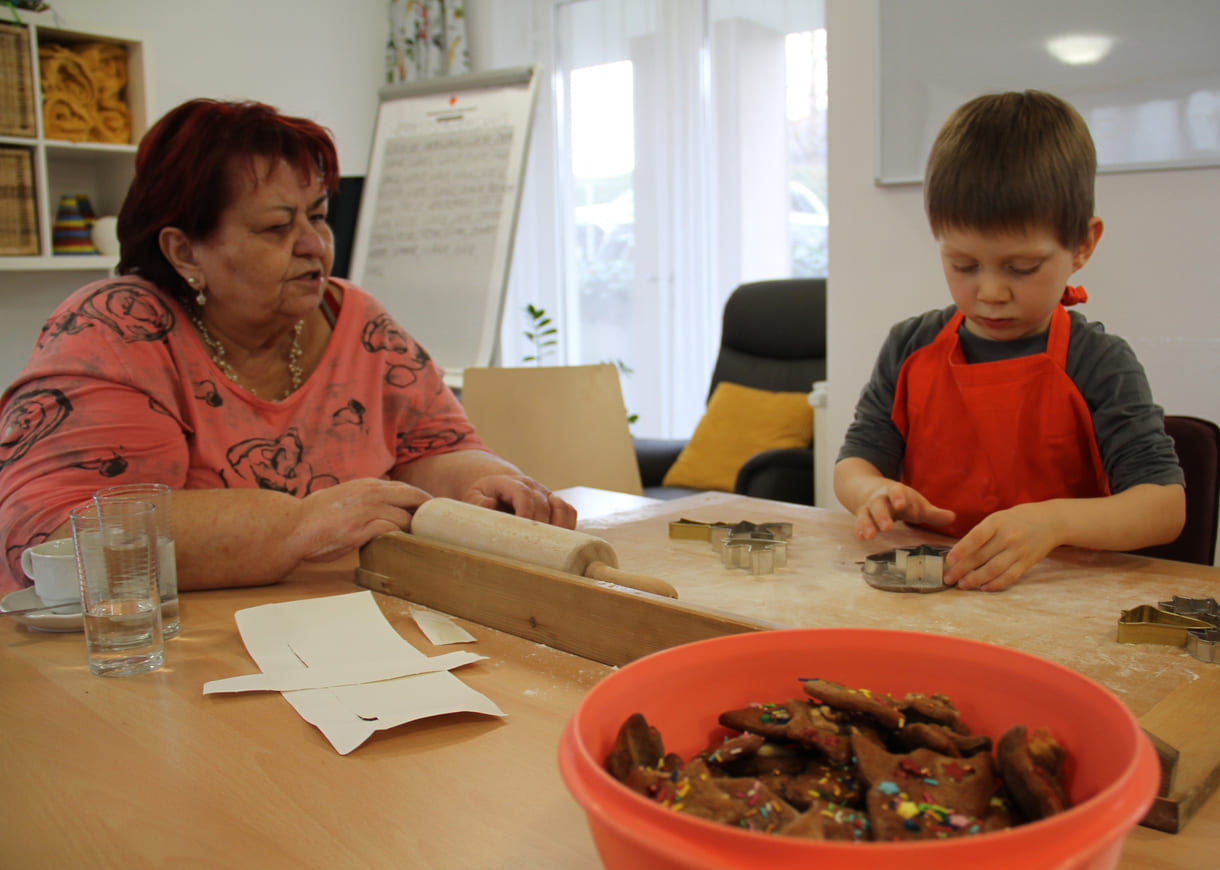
[201,650,484,694]
[410,606,478,645]
[218,590,505,754]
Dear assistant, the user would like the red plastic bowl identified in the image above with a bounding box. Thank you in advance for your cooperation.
[559,628,1157,870]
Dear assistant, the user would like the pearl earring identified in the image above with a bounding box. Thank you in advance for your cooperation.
[188,277,205,306]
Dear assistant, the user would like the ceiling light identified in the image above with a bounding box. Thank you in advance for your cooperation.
[1046,34,1115,66]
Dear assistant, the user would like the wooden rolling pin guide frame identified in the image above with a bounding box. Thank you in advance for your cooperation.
[357,531,785,668]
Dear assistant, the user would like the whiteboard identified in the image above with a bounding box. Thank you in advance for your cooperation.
[349,66,541,382]
[877,0,1220,185]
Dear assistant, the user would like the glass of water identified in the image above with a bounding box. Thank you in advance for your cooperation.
[70,500,164,677]
[94,483,179,638]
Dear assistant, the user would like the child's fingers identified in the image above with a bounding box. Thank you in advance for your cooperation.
[855,508,881,539]
[868,497,897,533]
[920,504,956,527]
[855,495,895,539]
[945,529,994,584]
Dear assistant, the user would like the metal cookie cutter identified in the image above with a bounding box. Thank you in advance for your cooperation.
[1117,597,1219,663]
[862,544,951,593]
[718,522,792,575]
[721,536,788,575]
[1162,597,1220,663]
[670,519,793,575]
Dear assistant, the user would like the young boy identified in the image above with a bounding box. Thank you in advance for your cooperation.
[834,90,1185,591]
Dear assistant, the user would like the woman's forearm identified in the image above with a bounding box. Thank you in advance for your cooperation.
[170,489,311,589]
[392,449,524,500]
[46,488,307,590]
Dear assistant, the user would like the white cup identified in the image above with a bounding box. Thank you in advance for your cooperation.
[20,538,81,606]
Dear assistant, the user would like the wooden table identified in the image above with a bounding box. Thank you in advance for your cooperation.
[1,489,1216,868]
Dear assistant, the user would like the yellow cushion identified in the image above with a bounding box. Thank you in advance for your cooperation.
[661,382,813,492]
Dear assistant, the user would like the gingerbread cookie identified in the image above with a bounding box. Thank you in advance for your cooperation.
[900,692,964,729]
[866,785,988,841]
[718,699,851,764]
[851,730,996,819]
[996,724,1068,821]
[631,758,800,833]
[605,712,665,782]
[802,678,905,730]
[851,729,1000,840]
[773,760,863,810]
[779,798,871,841]
[700,732,766,768]
[896,721,991,758]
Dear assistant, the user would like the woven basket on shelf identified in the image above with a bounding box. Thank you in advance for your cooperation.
[39,40,131,144]
[0,22,37,138]
[0,146,40,256]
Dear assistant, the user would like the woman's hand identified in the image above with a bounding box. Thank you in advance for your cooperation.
[460,474,577,529]
[396,450,577,529]
[850,479,955,541]
[291,478,432,562]
[944,502,1064,591]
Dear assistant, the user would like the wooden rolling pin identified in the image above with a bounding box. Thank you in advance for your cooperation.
[410,498,679,598]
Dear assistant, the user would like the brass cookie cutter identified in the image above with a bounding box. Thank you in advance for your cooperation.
[1117,596,1219,663]
[668,519,793,542]
[862,544,951,593]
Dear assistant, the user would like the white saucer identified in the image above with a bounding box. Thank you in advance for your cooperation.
[1,587,83,633]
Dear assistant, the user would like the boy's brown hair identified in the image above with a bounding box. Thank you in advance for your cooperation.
[924,90,1096,249]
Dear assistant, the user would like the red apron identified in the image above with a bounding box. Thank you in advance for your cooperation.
[891,305,1109,538]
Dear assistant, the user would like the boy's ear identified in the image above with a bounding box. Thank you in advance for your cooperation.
[1071,217,1104,271]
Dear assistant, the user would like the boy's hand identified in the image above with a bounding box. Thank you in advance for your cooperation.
[944,503,1063,591]
[851,480,955,540]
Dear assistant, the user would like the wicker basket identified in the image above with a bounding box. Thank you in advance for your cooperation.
[0,146,40,255]
[0,22,37,138]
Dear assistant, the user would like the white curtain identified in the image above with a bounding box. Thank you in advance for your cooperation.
[551,1,718,438]
[492,0,826,439]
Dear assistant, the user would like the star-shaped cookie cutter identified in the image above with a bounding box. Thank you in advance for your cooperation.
[861,545,951,593]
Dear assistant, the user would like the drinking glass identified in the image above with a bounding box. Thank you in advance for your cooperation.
[70,500,163,677]
[94,483,179,637]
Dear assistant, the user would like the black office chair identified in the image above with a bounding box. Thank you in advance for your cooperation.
[635,278,827,504]
[1131,415,1220,566]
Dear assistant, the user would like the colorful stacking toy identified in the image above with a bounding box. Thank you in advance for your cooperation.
[52,194,98,255]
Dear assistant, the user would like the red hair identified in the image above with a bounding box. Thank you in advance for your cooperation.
[117,99,340,302]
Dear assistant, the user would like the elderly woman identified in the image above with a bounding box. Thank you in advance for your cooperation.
[0,98,574,594]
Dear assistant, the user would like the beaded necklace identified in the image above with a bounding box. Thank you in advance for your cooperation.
[191,315,305,401]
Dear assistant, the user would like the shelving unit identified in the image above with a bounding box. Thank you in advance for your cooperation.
[0,16,146,273]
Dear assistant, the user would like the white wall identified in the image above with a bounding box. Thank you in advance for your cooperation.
[1,0,387,384]
[30,0,387,173]
[6,0,1217,527]
[824,1,1220,522]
